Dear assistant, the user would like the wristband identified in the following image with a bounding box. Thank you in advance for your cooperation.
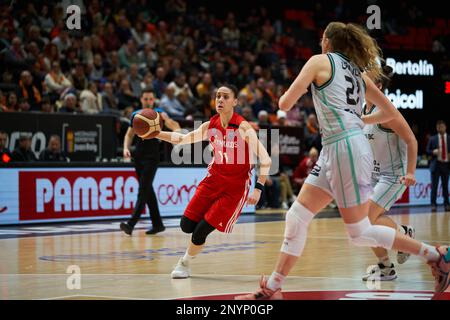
[255,182,264,191]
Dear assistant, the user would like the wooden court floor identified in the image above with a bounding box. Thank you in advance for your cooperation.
[0,208,449,300]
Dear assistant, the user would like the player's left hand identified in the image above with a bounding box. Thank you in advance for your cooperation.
[246,189,262,206]
[400,173,416,186]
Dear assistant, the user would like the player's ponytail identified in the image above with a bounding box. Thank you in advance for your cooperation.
[324,22,382,80]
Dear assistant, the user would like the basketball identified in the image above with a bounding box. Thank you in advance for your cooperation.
[132,108,164,139]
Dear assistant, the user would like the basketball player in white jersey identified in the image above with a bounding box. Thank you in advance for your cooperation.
[236,22,450,299]
[362,63,416,281]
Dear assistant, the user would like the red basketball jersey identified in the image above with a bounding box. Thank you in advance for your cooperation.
[207,113,253,180]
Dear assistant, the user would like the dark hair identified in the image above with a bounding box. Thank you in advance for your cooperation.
[141,87,154,96]
[437,120,446,126]
[377,62,394,91]
[219,84,239,98]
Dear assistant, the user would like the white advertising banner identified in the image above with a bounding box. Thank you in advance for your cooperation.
[0,167,255,225]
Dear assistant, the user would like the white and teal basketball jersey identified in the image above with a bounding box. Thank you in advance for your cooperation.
[311,52,366,141]
[363,104,407,179]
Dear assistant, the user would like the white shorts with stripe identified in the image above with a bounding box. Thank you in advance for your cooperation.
[305,129,373,208]
[371,175,406,211]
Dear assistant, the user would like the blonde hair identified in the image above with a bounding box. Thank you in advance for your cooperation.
[324,22,382,79]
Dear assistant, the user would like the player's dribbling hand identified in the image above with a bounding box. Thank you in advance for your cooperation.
[400,173,416,187]
[246,189,261,206]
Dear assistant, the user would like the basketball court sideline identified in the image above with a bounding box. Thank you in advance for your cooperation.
[0,207,448,300]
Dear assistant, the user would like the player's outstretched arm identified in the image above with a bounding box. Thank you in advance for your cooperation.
[279,54,325,111]
[362,74,401,124]
[160,112,181,131]
[156,121,210,145]
[239,121,272,205]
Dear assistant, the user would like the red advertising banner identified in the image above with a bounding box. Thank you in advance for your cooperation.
[19,170,139,221]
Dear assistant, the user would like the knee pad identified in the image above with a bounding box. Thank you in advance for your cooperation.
[280,201,315,256]
[345,217,396,250]
[191,220,215,246]
[180,216,197,234]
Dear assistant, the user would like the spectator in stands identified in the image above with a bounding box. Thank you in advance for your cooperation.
[70,62,89,92]
[128,64,143,98]
[59,93,80,113]
[43,43,60,71]
[222,19,240,49]
[159,84,185,119]
[427,120,450,212]
[17,98,31,112]
[103,22,122,52]
[152,66,168,99]
[39,5,54,35]
[196,72,214,99]
[116,79,140,110]
[80,82,102,114]
[52,29,71,55]
[0,90,5,111]
[3,92,18,112]
[11,134,37,162]
[257,110,270,127]
[292,147,319,191]
[39,135,68,162]
[81,36,94,65]
[304,113,321,150]
[242,106,257,122]
[17,71,42,111]
[118,39,141,69]
[40,96,54,113]
[45,61,72,98]
[101,82,120,114]
[131,20,151,48]
[0,131,12,163]
[140,43,158,70]
[140,71,154,91]
[90,54,105,82]
[169,73,194,99]
[276,109,292,126]
[9,37,27,62]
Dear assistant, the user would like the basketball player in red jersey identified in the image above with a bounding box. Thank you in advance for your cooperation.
[155,84,272,278]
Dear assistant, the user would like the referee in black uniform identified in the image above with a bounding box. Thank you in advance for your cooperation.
[120,88,180,235]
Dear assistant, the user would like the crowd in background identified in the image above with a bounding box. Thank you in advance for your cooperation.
[0,0,449,208]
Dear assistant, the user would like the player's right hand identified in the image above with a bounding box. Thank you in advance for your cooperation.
[123,149,131,158]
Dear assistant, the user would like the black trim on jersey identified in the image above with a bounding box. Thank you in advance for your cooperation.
[228,123,240,128]
[313,53,335,90]
[377,124,395,133]
[335,51,350,61]
[363,103,376,116]
[364,103,395,133]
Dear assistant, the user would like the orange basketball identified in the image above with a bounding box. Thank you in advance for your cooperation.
[132,108,164,139]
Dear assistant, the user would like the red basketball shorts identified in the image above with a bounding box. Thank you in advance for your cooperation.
[184,173,251,233]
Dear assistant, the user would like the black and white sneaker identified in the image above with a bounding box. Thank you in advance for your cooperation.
[397,225,415,264]
[362,263,397,281]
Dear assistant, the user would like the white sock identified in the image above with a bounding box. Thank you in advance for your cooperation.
[378,255,391,267]
[266,272,285,291]
[419,243,440,262]
[182,251,195,263]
